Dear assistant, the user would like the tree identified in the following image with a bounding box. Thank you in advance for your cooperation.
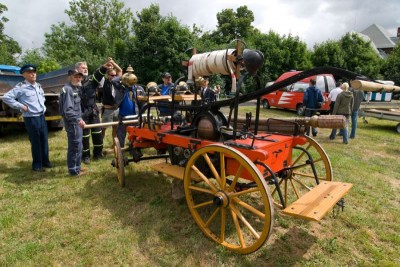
[128,4,195,83]
[383,44,400,83]
[20,48,61,74]
[0,3,21,65]
[339,33,383,78]
[0,3,8,35]
[252,31,312,85]
[211,6,256,45]
[312,40,345,68]
[43,0,133,69]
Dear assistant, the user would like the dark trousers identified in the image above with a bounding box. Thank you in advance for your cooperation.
[82,115,103,159]
[64,120,83,175]
[116,115,129,148]
[23,115,50,170]
[304,109,318,136]
[329,101,335,114]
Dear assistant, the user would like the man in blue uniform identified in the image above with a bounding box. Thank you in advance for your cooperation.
[3,64,53,172]
[59,70,87,176]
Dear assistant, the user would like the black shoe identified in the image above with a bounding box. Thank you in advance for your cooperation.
[33,168,45,172]
[83,157,90,164]
[43,162,54,168]
[312,133,317,137]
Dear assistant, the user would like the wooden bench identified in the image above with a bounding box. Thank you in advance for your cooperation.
[151,162,202,182]
[282,181,353,221]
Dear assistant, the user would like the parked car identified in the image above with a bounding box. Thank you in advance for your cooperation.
[261,71,336,115]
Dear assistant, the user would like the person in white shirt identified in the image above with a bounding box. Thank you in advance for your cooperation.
[328,81,343,114]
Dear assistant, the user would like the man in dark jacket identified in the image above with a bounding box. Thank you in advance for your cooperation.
[303,78,324,136]
[76,60,110,164]
[59,70,86,175]
[200,77,216,104]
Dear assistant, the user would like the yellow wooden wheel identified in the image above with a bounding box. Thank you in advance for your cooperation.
[113,137,125,187]
[270,135,333,208]
[184,144,274,254]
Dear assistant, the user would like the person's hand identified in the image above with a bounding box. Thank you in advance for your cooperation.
[104,58,113,69]
[22,105,28,112]
[78,120,86,129]
[108,57,116,65]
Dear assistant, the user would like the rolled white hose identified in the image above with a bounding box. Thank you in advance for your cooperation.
[188,49,238,92]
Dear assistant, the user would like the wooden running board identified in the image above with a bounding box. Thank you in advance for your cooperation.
[282,181,353,221]
[151,162,202,182]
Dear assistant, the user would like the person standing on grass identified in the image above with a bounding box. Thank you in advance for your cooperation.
[76,60,111,164]
[349,84,365,139]
[2,64,54,172]
[59,70,87,176]
[99,60,123,145]
[329,82,354,144]
[303,78,324,137]
[113,69,145,148]
[328,81,342,115]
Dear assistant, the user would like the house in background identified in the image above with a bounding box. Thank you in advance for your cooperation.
[359,24,399,58]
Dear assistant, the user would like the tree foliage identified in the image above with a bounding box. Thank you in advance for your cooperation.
[312,40,345,68]
[383,44,400,83]
[339,33,383,78]
[43,0,133,70]
[211,6,256,45]
[20,48,61,74]
[37,1,391,84]
[128,4,195,84]
[0,3,21,65]
[252,31,311,85]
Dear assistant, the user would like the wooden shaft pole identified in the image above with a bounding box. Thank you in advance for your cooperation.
[83,119,139,129]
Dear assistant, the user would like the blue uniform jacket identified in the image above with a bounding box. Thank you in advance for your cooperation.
[59,82,82,123]
[2,80,46,117]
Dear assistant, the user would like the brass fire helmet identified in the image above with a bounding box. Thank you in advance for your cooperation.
[146,81,159,95]
[121,73,137,87]
[195,77,205,87]
[177,81,188,91]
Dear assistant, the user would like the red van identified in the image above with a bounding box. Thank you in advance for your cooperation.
[261,71,336,115]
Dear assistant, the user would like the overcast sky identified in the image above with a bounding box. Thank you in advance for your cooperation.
[2,0,400,55]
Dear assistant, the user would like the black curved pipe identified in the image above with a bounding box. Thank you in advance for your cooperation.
[155,66,368,113]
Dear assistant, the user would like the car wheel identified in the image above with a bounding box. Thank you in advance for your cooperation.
[262,99,270,109]
[296,104,304,116]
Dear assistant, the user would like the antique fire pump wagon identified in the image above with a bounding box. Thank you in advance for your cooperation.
[85,41,400,254]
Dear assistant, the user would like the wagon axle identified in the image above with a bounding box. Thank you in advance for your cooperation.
[213,191,230,207]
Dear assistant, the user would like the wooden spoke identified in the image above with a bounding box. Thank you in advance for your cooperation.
[270,136,333,208]
[184,144,274,254]
[113,137,125,187]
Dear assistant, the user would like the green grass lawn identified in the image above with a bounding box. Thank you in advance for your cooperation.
[0,107,399,267]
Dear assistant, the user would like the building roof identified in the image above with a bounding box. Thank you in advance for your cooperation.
[351,31,384,56]
[360,24,396,49]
